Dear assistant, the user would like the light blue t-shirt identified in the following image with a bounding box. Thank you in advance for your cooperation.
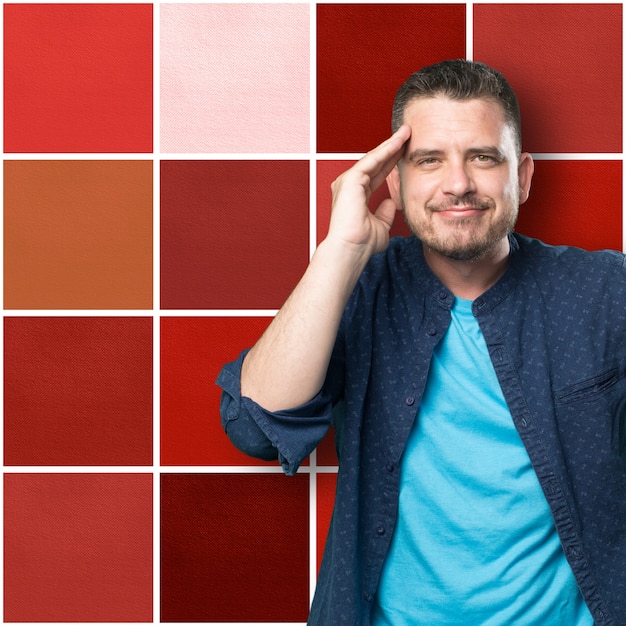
[372,297,593,625]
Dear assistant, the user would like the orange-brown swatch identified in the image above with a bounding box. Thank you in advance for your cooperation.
[4,160,153,309]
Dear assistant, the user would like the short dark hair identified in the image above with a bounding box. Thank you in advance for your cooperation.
[391,60,522,153]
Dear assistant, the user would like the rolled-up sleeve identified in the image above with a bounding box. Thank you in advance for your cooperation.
[216,350,334,476]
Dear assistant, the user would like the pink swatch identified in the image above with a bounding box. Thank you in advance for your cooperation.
[160,4,310,153]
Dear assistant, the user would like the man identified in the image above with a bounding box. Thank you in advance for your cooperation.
[217,60,626,624]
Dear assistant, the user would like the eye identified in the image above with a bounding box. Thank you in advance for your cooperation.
[417,157,441,168]
[472,153,501,167]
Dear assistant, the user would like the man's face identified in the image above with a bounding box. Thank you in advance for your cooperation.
[387,96,533,262]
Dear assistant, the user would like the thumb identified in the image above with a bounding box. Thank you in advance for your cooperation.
[373,198,398,230]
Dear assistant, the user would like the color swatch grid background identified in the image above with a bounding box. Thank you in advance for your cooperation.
[1,1,623,623]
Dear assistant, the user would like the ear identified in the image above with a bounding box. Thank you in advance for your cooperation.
[386,165,403,211]
[518,152,534,204]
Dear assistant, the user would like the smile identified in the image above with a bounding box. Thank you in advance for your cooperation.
[435,207,487,218]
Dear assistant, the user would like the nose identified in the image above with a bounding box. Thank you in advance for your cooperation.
[441,159,476,198]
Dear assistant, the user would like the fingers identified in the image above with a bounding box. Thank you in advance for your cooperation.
[358,125,411,194]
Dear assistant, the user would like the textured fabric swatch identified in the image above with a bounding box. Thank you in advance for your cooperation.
[317,473,337,574]
[474,3,622,153]
[517,161,622,251]
[160,160,309,309]
[4,160,153,309]
[4,473,153,622]
[160,3,309,153]
[161,473,309,621]
[4,3,152,153]
[161,316,275,466]
[317,4,466,152]
[4,317,153,466]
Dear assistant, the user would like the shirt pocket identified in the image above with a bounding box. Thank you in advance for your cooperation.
[554,368,626,463]
[555,368,619,405]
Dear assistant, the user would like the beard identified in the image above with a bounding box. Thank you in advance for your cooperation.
[402,195,519,262]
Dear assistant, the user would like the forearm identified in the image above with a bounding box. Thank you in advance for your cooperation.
[241,125,410,412]
[241,237,370,412]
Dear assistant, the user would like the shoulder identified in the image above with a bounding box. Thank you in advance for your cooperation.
[513,233,626,283]
[361,236,423,281]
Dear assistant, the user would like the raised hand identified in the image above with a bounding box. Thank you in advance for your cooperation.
[240,125,410,411]
[327,124,411,256]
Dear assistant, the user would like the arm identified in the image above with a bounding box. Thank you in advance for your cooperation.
[241,125,411,411]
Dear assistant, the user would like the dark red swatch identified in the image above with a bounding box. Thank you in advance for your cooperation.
[4,4,153,153]
[4,473,153,622]
[517,160,622,252]
[474,4,622,153]
[317,4,466,152]
[160,160,310,309]
[161,473,310,622]
[161,316,282,466]
[4,317,153,466]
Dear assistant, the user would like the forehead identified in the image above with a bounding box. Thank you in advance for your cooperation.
[402,96,513,149]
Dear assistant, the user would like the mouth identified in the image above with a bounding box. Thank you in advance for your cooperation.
[435,206,488,219]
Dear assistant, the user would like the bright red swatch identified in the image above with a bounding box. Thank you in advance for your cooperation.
[4,4,153,153]
[160,160,310,309]
[317,473,338,574]
[160,316,281,466]
[4,473,153,622]
[474,4,622,153]
[517,161,622,252]
[317,4,466,152]
[161,473,309,622]
[4,317,153,466]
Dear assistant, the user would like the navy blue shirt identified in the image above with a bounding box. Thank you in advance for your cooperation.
[217,234,626,625]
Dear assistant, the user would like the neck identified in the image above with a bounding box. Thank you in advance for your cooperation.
[423,238,510,300]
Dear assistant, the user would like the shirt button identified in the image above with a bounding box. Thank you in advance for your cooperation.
[426,327,437,336]
[386,462,395,473]
[376,525,386,536]
[438,290,448,300]
[567,546,581,560]
[405,396,415,406]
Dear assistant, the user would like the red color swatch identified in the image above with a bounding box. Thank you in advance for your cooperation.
[4,317,153,466]
[316,427,339,467]
[161,473,310,622]
[161,316,281,466]
[317,4,466,152]
[316,473,337,574]
[160,160,310,309]
[517,160,622,252]
[474,4,622,153]
[4,4,153,153]
[4,473,153,622]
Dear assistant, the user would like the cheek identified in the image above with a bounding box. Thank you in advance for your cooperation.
[401,174,437,204]
[483,171,519,204]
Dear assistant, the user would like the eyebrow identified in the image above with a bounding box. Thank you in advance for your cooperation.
[406,146,507,163]
[406,148,444,163]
